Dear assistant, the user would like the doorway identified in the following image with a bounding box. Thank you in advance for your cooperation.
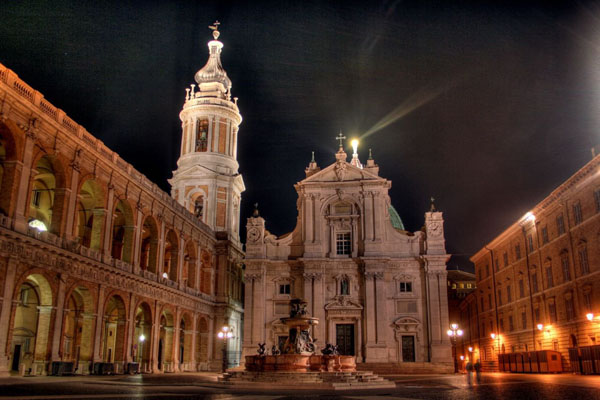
[401,336,415,362]
[11,345,21,371]
[336,324,355,356]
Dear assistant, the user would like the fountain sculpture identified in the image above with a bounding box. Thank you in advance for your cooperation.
[244,299,356,372]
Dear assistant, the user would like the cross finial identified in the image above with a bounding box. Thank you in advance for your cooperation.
[336,130,346,148]
[430,196,437,212]
[252,202,260,217]
[311,151,315,163]
[209,20,221,40]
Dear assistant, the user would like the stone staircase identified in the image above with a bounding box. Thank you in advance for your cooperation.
[219,370,396,390]
[356,362,454,375]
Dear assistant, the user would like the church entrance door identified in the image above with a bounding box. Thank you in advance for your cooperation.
[401,336,415,362]
[336,324,355,355]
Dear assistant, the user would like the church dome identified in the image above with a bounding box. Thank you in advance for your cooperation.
[389,205,405,231]
[194,30,232,90]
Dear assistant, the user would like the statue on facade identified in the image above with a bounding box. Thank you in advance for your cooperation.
[321,343,339,356]
[257,342,266,356]
[271,345,281,356]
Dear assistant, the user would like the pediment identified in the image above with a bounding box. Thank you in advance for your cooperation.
[301,160,385,184]
[324,295,363,310]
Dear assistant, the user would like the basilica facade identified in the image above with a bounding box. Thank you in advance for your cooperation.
[0,25,243,376]
[243,146,453,369]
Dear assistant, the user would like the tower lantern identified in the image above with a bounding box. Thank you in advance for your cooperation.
[170,22,244,241]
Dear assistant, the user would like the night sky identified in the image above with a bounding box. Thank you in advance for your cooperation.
[2,1,599,271]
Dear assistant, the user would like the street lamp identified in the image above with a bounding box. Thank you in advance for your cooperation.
[587,313,595,321]
[218,325,233,373]
[447,323,463,373]
[490,332,501,357]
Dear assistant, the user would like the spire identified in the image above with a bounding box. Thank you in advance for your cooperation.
[305,150,320,178]
[194,21,232,92]
[364,147,378,174]
[350,138,363,169]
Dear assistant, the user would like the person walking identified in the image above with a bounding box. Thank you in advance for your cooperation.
[466,361,473,386]
[474,359,482,384]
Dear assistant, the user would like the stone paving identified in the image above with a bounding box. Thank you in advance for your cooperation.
[0,372,599,399]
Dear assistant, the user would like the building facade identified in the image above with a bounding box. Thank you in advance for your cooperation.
[243,145,452,368]
[462,154,600,371]
[0,25,243,376]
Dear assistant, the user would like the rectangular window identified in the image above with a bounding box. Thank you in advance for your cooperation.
[399,282,412,293]
[279,284,291,295]
[515,244,521,260]
[541,227,549,244]
[534,308,540,323]
[578,247,590,275]
[528,234,534,253]
[546,267,554,288]
[521,311,527,330]
[557,214,565,235]
[507,285,512,303]
[584,292,592,311]
[488,293,492,309]
[503,252,509,267]
[573,202,583,225]
[519,279,525,298]
[548,303,557,323]
[495,258,499,272]
[596,189,600,213]
[485,264,490,278]
[480,297,484,312]
[499,318,504,332]
[565,297,575,321]
[497,290,502,306]
[561,252,570,281]
[336,232,351,255]
[532,273,539,293]
[508,315,514,331]
[32,190,41,207]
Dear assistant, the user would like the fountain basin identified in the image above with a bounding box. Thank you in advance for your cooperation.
[246,354,356,372]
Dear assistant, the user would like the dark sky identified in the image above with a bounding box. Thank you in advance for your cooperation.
[2,0,599,271]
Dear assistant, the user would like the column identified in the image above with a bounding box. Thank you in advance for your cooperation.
[303,273,313,315]
[365,193,374,241]
[364,273,377,346]
[151,300,161,372]
[92,285,105,363]
[374,272,387,345]
[157,219,166,277]
[312,273,325,343]
[178,236,185,289]
[172,307,181,372]
[50,275,67,361]
[0,257,18,376]
[190,313,198,371]
[90,208,106,251]
[132,208,144,269]
[102,186,115,255]
[13,133,35,233]
[125,294,136,365]
[64,164,80,238]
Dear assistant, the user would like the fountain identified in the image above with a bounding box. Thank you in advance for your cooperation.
[244,299,356,372]
[221,299,394,390]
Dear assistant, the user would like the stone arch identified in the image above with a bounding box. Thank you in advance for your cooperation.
[74,179,106,249]
[0,121,22,216]
[188,188,207,222]
[62,285,95,373]
[179,312,193,370]
[133,301,152,371]
[27,154,68,234]
[140,215,159,273]
[163,229,179,281]
[111,198,135,263]
[10,273,54,375]
[102,294,127,367]
[183,240,198,289]
[158,307,175,371]
[196,316,209,368]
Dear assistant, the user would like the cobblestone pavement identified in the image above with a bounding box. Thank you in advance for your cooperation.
[0,372,599,399]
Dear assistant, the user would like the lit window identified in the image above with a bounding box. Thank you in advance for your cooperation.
[399,282,412,293]
[279,284,291,295]
[195,119,209,152]
[336,232,351,255]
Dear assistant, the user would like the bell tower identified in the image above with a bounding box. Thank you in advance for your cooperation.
[170,22,244,241]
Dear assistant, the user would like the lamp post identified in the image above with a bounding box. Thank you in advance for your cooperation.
[447,323,463,373]
[139,334,145,371]
[490,332,501,362]
[217,326,233,373]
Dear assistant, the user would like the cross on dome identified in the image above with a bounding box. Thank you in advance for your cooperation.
[209,20,221,40]
[336,131,346,148]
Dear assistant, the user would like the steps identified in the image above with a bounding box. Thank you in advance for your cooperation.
[357,362,454,375]
[219,370,396,390]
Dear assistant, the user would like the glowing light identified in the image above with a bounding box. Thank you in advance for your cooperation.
[460,355,465,361]
[162,272,169,279]
[587,313,595,321]
[28,219,47,232]
[218,332,224,338]
[447,329,454,337]
[222,326,229,332]
[227,332,233,338]
[490,333,496,339]
[351,139,359,155]
[524,212,536,223]
[457,329,463,336]
[139,334,145,342]
[537,324,544,331]
[468,347,473,352]
[451,323,458,330]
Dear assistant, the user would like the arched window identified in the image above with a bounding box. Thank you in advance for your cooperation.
[194,196,204,220]
[195,119,209,152]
